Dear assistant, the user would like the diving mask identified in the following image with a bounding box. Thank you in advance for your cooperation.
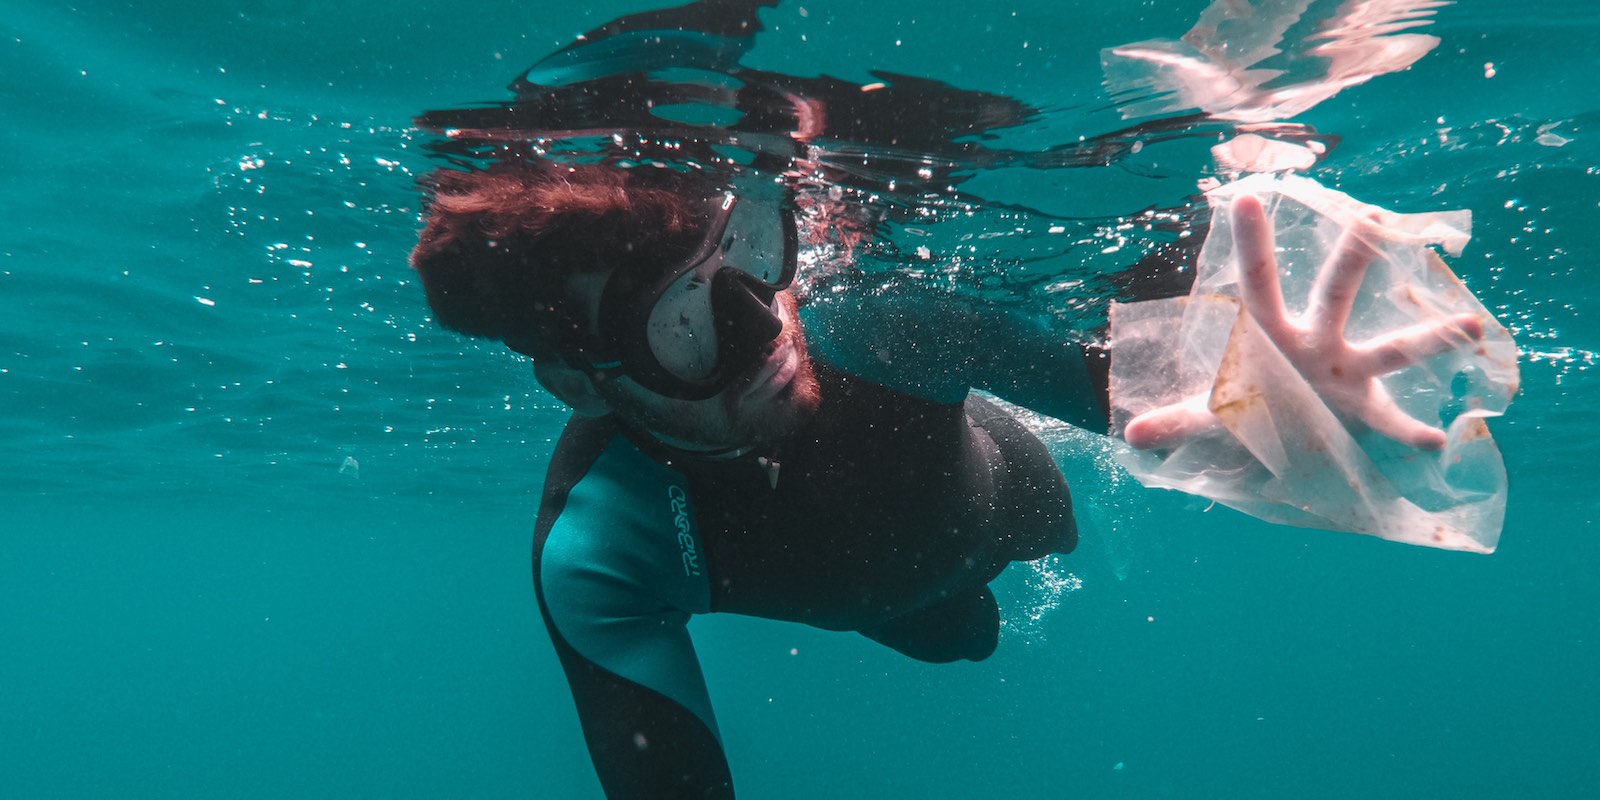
[581,193,799,400]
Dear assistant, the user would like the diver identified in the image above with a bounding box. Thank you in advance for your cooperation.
[407,156,1480,798]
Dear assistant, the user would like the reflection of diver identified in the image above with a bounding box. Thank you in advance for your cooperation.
[416,0,1332,324]
[415,0,1330,250]
[407,1,1473,797]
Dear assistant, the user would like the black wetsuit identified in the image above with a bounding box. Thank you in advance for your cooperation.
[532,364,1076,799]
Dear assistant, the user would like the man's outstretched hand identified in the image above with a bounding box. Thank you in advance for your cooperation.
[1123,194,1484,452]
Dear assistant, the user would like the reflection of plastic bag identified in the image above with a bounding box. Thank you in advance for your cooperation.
[1101,0,1446,123]
[1109,174,1519,553]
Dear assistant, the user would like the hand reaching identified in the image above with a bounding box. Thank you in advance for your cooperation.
[1124,194,1484,452]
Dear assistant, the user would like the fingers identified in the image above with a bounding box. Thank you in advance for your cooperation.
[1352,313,1484,376]
[1357,386,1447,451]
[1124,394,1221,450]
[1232,194,1293,339]
[1304,221,1382,341]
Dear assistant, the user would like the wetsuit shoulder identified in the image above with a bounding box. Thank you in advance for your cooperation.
[541,429,713,621]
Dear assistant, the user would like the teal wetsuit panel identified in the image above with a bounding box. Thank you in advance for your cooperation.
[533,417,734,798]
[540,434,717,738]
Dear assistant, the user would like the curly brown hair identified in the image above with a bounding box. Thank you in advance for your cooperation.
[409,159,715,362]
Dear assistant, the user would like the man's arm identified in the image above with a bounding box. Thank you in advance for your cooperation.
[800,283,1107,429]
[534,425,731,799]
[536,539,731,799]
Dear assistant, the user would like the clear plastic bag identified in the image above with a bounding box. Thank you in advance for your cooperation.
[1110,174,1519,553]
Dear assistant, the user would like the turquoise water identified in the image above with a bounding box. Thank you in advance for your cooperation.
[3,1,1597,797]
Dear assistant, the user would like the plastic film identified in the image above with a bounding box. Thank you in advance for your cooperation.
[1109,174,1518,552]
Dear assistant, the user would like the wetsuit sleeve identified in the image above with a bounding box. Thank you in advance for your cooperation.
[534,431,730,799]
[801,283,1106,428]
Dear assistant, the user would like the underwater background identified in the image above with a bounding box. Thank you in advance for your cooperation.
[2,0,1597,797]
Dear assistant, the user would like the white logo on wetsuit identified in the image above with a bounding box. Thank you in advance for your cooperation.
[668,484,702,577]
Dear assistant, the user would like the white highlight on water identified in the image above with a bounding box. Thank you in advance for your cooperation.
[1006,554,1084,643]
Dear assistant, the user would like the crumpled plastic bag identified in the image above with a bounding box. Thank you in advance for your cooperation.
[1110,173,1519,553]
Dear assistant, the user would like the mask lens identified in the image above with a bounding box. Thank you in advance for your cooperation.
[719,200,793,287]
[642,200,794,385]
[644,262,720,381]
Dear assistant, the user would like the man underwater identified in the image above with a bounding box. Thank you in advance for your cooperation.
[408,156,1479,798]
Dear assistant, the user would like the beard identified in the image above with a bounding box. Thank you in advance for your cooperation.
[723,332,822,446]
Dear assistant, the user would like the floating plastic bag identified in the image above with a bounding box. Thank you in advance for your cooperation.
[1110,174,1519,553]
